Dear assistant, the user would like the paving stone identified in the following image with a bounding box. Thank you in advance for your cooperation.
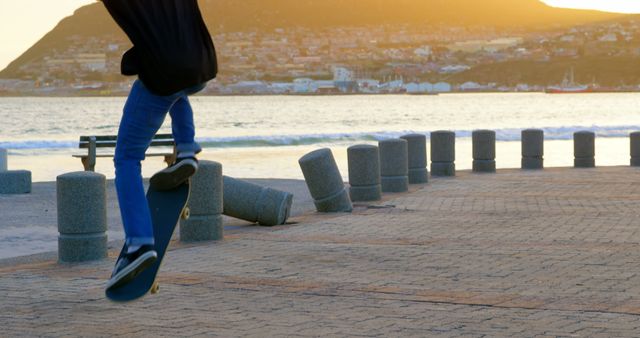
[3,167,640,336]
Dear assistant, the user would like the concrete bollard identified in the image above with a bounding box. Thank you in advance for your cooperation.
[400,134,429,183]
[223,176,293,226]
[574,131,595,168]
[180,160,224,242]
[347,145,382,201]
[522,129,544,170]
[57,171,107,263]
[299,148,352,212]
[379,139,409,192]
[0,170,32,194]
[431,131,456,176]
[0,148,7,171]
[472,130,496,173]
[631,132,640,167]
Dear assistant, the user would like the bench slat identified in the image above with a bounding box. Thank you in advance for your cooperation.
[79,133,173,142]
[79,140,175,149]
[76,134,176,171]
[73,153,173,158]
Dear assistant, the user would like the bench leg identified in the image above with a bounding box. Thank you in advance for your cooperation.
[164,155,176,167]
[81,157,95,172]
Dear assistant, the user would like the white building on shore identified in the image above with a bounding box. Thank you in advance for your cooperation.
[405,81,451,94]
[293,78,318,93]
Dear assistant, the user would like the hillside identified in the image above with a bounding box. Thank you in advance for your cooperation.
[448,57,640,87]
[0,0,623,77]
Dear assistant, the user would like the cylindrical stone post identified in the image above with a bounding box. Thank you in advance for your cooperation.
[473,130,496,173]
[0,170,31,194]
[574,131,595,168]
[223,176,293,226]
[431,131,456,176]
[379,139,409,192]
[180,161,224,242]
[348,145,382,201]
[522,129,544,170]
[299,148,353,212]
[400,134,429,183]
[57,171,107,263]
[0,148,7,171]
[631,132,640,167]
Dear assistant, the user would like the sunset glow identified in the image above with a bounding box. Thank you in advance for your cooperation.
[1,1,640,71]
[543,0,640,13]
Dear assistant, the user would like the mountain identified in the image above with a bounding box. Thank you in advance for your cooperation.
[0,0,623,77]
[448,57,640,87]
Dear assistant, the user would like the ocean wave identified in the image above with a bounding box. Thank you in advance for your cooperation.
[0,140,77,150]
[3,125,640,150]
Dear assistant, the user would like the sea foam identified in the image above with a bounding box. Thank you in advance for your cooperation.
[2,125,640,150]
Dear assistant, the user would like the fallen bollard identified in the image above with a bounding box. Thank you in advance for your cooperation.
[522,129,544,170]
[431,131,456,176]
[299,148,352,212]
[223,176,293,226]
[473,130,496,173]
[347,144,382,201]
[57,171,107,263]
[180,160,224,242]
[631,132,640,167]
[0,170,32,194]
[574,131,595,168]
[379,139,409,192]
[400,134,428,183]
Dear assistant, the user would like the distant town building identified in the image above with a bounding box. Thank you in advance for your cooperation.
[459,82,484,91]
[229,81,269,94]
[333,66,354,82]
[447,37,523,53]
[404,82,419,93]
[379,79,404,93]
[293,78,318,93]
[433,82,452,93]
[357,79,380,93]
[440,65,471,74]
[599,33,618,42]
[414,46,432,57]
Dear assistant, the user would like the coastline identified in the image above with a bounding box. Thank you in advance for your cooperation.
[3,90,640,98]
[6,137,634,183]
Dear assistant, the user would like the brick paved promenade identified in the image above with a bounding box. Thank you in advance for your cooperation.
[3,167,640,337]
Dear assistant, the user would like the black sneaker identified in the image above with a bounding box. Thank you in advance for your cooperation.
[106,245,157,290]
[150,156,198,191]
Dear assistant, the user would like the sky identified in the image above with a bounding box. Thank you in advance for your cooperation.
[1,1,640,71]
[0,0,96,70]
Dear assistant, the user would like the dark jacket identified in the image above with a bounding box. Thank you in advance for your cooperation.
[102,0,217,96]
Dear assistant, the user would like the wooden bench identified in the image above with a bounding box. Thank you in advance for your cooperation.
[74,134,177,171]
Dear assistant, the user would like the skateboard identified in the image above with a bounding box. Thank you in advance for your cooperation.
[106,182,191,302]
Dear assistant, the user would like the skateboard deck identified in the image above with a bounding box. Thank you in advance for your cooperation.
[106,182,190,302]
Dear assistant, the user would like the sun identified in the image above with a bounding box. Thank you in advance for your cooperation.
[542,0,640,13]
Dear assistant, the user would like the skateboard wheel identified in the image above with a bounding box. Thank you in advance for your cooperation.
[151,282,160,294]
[181,207,190,220]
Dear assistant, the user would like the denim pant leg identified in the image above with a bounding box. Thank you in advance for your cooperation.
[169,96,202,155]
[114,80,175,247]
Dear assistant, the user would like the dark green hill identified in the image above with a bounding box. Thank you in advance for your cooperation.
[0,0,623,77]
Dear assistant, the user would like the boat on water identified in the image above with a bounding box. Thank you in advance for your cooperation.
[546,68,592,94]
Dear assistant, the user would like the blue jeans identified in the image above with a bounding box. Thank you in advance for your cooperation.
[114,79,204,248]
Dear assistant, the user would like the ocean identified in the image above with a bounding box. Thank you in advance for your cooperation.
[1,93,640,182]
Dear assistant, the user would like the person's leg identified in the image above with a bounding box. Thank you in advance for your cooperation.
[169,96,202,157]
[114,80,175,249]
[108,80,180,289]
[149,86,205,191]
